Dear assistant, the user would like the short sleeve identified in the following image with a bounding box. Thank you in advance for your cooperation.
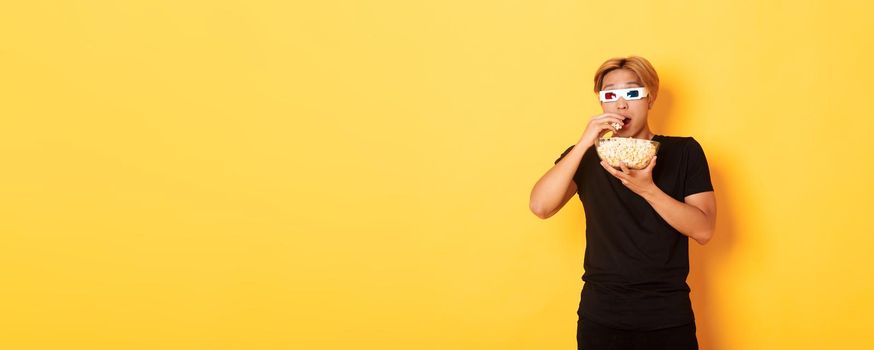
[554,145,575,165]
[683,138,714,197]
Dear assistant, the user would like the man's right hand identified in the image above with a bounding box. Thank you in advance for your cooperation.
[578,113,627,147]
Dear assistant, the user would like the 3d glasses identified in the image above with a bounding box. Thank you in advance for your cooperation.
[598,87,648,102]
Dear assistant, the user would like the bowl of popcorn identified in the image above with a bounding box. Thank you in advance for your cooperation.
[595,136,660,170]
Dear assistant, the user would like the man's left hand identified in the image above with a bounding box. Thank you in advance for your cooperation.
[600,156,658,197]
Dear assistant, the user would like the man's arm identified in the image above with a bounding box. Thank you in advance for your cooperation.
[529,143,588,219]
[640,189,717,245]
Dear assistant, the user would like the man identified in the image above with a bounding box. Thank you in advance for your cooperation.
[529,55,716,350]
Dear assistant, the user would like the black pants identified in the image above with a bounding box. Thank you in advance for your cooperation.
[577,316,698,350]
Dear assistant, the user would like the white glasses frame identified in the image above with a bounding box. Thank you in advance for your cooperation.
[599,87,649,102]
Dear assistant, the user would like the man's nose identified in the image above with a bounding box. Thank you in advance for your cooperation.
[616,97,628,109]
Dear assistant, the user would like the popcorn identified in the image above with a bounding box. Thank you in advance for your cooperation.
[595,137,659,170]
[610,122,623,130]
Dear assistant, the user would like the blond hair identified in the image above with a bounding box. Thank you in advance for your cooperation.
[593,56,660,105]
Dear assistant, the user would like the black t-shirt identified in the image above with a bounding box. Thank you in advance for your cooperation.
[554,134,714,331]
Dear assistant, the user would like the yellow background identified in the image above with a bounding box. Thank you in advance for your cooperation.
[2,1,873,349]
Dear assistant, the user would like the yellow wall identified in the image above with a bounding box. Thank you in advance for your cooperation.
[2,1,873,349]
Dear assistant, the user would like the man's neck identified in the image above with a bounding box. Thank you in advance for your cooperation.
[632,128,655,140]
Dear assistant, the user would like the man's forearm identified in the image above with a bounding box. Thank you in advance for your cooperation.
[640,186,713,244]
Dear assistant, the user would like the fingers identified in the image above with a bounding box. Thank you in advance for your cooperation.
[599,160,613,174]
[593,119,624,131]
[594,123,618,139]
[599,116,626,125]
[645,156,657,171]
[591,113,627,124]
[600,160,629,181]
[617,163,632,185]
[602,122,620,133]
[598,112,627,120]
[601,157,657,190]
[594,117,625,133]
[619,162,630,173]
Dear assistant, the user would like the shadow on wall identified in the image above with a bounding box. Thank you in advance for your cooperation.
[650,83,737,350]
